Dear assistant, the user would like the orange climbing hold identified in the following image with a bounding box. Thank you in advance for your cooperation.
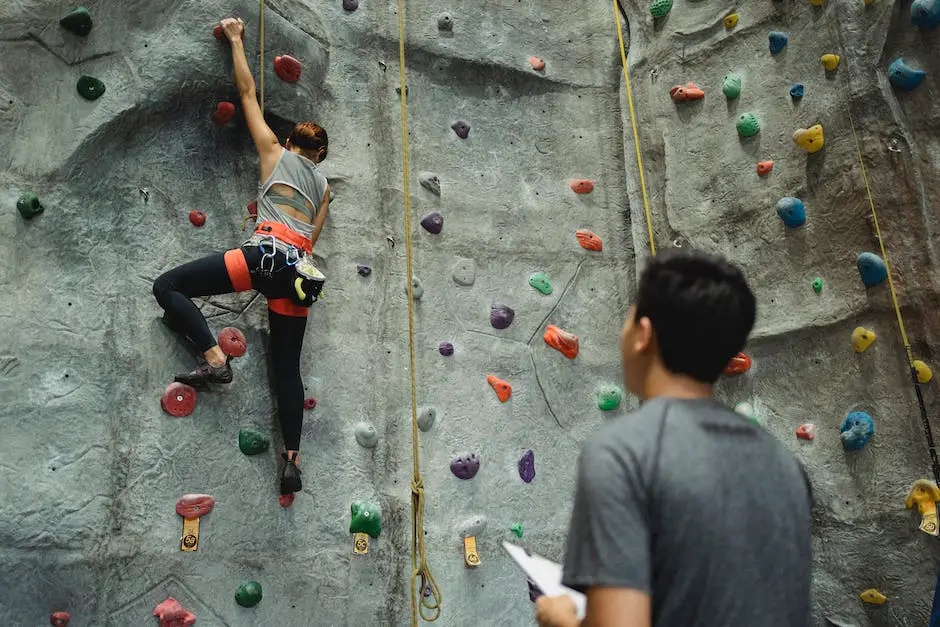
[669,82,705,102]
[570,179,595,194]
[212,101,235,124]
[796,424,816,441]
[529,56,545,71]
[544,324,580,359]
[576,230,603,251]
[274,55,302,83]
[757,161,774,176]
[487,375,512,402]
[723,352,751,376]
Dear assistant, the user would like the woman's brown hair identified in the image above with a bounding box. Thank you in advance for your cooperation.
[288,122,328,161]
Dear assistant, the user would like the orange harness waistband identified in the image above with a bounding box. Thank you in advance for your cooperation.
[254,221,313,254]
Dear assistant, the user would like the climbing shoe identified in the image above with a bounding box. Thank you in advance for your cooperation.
[280,452,302,495]
[174,358,233,387]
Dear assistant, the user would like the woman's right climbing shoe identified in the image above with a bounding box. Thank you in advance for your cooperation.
[174,358,233,387]
[280,452,302,495]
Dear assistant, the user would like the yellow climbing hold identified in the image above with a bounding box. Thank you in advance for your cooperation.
[905,479,940,536]
[914,359,933,383]
[793,124,825,153]
[859,589,887,605]
[809,0,825,5]
[821,54,841,71]
[864,0,874,4]
[723,13,739,28]
[851,327,876,353]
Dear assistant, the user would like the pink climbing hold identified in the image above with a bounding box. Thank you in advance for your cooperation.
[175,494,215,518]
[274,55,302,83]
[304,397,317,410]
[278,493,295,507]
[529,56,545,71]
[153,597,196,627]
[218,327,247,357]
[796,424,816,441]
[212,101,235,124]
[50,612,71,627]
[247,200,258,217]
[161,382,197,417]
[570,179,595,194]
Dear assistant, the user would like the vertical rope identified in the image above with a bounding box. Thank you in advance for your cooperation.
[259,0,265,113]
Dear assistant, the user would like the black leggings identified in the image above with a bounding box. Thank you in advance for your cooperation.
[153,245,308,451]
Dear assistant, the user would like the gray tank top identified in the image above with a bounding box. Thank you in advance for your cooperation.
[256,148,328,241]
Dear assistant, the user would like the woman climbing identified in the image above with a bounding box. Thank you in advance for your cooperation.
[153,17,330,496]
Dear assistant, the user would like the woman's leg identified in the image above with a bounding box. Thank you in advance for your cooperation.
[268,307,308,493]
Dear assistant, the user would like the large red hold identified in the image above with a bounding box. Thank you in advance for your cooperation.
[161,382,197,417]
[176,493,216,518]
[212,101,235,124]
[723,352,752,376]
[274,55,302,83]
[218,327,247,357]
[304,397,317,410]
[278,493,295,507]
[50,612,71,626]
[188,210,206,227]
[153,597,196,627]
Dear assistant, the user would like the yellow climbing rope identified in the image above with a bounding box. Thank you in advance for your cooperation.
[258,0,265,113]
[611,0,656,255]
[396,0,441,623]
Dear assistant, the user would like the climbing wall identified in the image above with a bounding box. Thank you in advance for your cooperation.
[1,0,940,625]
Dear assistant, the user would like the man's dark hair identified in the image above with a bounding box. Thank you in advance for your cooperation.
[634,249,756,384]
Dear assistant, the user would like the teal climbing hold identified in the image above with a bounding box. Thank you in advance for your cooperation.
[722,74,742,100]
[16,192,43,220]
[238,428,270,455]
[736,113,760,137]
[597,385,623,411]
[789,83,804,98]
[649,0,673,18]
[769,31,789,54]
[60,7,92,36]
[888,58,926,91]
[857,252,887,287]
[812,277,823,293]
[510,522,524,538]
[528,272,553,295]
[349,501,382,538]
[77,75,105,101]
[235,581,263,607]
[776,197,806,228]
[911,0,940,28]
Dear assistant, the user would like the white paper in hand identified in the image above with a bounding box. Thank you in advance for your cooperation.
[502,541,586,619]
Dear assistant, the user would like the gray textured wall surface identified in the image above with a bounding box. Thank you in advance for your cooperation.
[1,0,939,625]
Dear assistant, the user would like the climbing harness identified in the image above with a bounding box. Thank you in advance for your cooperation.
[396,0,441,622]
[611,0,656,255]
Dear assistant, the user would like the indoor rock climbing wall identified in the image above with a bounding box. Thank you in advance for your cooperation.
[1,0,940,625]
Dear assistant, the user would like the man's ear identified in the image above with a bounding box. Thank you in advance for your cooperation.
[635,316,654,353]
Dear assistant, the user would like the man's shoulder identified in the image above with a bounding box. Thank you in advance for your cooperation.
[586,398,674,457]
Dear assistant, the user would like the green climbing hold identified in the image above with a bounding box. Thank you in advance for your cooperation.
[349,501,382,538]
[59,7,93,36]
[528,272,553,295]
[238,428,270,455]
[510,522,524,538]
[812,277,823,293]
[234,581,263,608]
[722,74,742,100]
[16,192,43,220]
[77,75,105,101]
[736,112,760,138]
[649,0,673,18]
[597,385,623,411]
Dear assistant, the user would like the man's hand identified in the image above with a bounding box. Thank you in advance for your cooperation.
[220,17,245,43]
[535,595,579,627]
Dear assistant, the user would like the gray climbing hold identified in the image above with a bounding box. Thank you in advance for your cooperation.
[357,264,372,277]
[452,258,476,286]
[417,407,437,431]
[490,303,515,329]
[457,515,486,538]
[343,0,359,11]
[395,86,408,97]
[405,276,424,300]
[418,172,441,196]
[354,422,378,448]
[420,211,443,234]
[437,12,454,31]
[451,121,470,139]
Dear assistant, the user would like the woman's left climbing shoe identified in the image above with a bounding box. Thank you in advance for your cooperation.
[280,452,302,495]
[174,358,233,387]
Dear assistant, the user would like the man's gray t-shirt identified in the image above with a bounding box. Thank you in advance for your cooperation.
[562,396,812,626]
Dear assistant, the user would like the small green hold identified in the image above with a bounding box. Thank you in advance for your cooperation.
[235,581,263,608]
[722,74,742,100]
[528,272,553,295]
[16,192,43,220]
[736,112,761,138]
[597,385,623,411]
[238,428,270,456]
[510,522,524,538]
[349,501,382,538]
[60,7,93,36]
[649,0,673,18]
[812,277,823,293]
[77,75,105,101]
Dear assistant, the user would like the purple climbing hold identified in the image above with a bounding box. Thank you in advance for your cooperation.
[451,121,470,139]
[518,449,535,483]
[420,212,444,234]
[450,452,480,480]
[490,303,515,329]
[439,342,454,356]
[357,264,372,277]
[343,0,359,10]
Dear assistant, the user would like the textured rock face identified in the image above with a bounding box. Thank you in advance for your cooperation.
[0,2,938,627]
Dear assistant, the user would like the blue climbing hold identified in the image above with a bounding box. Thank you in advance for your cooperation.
[776,197,806,228]
[911,0,940,29]
[840,411,874,451]
[857,252,888,287]
[769,31,789,55]
[888,58,926,91]
[789,83,804,98]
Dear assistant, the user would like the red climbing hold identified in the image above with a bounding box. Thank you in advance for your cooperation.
[796,423,816,441]
[247,200,258,217]
[188,210,206,227]
[218,327,247,357]
[757,161,774,176]
[529,56,546,71]
[723,352,751,376]
[274,55,302,83]
[278,493,295,508]
[153,597,196,627]
[304,397,317,410]
[544,324,580,359]
[212,101,235,124]
[576,230,603,251]
[50,612,71,627]
[213,25,225,41]
[161,383,197,417]
[669,82,705,102]
[487,375,512,402]
[570,179,595,194]
[175,494,216,518]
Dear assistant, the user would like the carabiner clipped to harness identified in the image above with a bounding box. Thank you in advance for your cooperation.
[284,246,301,267]
[258,235,278,278]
